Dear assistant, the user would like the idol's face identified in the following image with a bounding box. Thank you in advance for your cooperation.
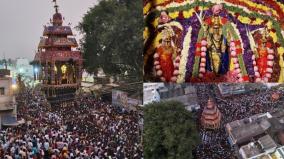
[160,11,170,24]
[212,4,223,15]
[162,38,171,48]
[165,40,171,46]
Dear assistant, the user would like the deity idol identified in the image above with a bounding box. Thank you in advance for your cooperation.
[256,32,269,78]
[154,28,176,82]
[191,4,249,82]
[252,29,279,82]
[153,10,183,82]
[205,15,228,74]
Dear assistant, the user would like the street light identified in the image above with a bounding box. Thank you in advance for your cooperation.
[12,84,17,90]
[34,67,39,73]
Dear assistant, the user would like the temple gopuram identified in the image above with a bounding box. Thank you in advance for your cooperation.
[200,98,221,130]
[32,0,82,104]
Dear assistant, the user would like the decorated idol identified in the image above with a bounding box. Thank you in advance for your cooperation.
[191,4,249,82]
[144,1,284,83]
[153,11,183,82]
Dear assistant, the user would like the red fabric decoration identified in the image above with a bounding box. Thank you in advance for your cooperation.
[157,47,175,82]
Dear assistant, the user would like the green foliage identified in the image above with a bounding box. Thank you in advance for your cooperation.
[78,0,143,77]
[143,101,200,159]
[0,58,13,66]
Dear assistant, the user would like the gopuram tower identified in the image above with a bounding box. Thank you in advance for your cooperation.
[32,0,82,104]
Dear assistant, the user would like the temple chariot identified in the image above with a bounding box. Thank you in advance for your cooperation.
[32,0,82,104]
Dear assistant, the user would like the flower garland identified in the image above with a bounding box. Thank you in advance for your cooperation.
[156,0,194,12]
[153,52,180,82]
[224,0,280,19]
[226,21,250,82]
[143,3,152,15]
[144,0,284,21]
[145,0,284,48]
[143,27,150,42]
[230,39,249,82]
[177,26,192,83]
[191,20,205,78]
[197,38,207,78]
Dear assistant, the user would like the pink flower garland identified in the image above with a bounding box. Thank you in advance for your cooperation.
[229,40,244,82]
[197,38,248,82]
[198,38,207,78]
[153,52,180,82]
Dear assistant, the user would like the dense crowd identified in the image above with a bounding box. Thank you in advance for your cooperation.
[0,88,143,159]
[194,84,284,159]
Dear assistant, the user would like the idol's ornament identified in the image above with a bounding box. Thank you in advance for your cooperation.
[143,0,284,83]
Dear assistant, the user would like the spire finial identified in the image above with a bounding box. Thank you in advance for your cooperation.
[3,53,7,70]
[52,0,59,13]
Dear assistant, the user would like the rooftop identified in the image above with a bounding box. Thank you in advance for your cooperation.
[226,110,284,159]
[0,69,10,77]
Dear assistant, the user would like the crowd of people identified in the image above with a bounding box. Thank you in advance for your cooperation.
[194,84,284,159]
[0,88,143,159]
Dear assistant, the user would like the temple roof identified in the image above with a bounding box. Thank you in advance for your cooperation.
[38,37,78,48]
[52,0,63,26]
[33,0,81,63]
[42,0,73,35]
[53,12,63,26]
[34,51,82,63]
[43,26,73,36]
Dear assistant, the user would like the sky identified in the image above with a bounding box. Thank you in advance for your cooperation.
[0,0,99,60]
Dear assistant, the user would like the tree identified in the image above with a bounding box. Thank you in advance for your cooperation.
[143,101,200,159]
[78,0,143,78]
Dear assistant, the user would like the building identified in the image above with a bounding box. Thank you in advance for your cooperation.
[143,83,165,105]
[112,89,142,111]
[159,84,200,111]
[226,110,284,159]
[82,70,95,83]
[143,83,200,111]
[32,1,82,104]
[15,58,33,77]
[0,69,21,129]
[218,83,246,97]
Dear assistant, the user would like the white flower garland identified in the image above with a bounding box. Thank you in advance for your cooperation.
[158,22,184,31]
[177,27,192,83]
